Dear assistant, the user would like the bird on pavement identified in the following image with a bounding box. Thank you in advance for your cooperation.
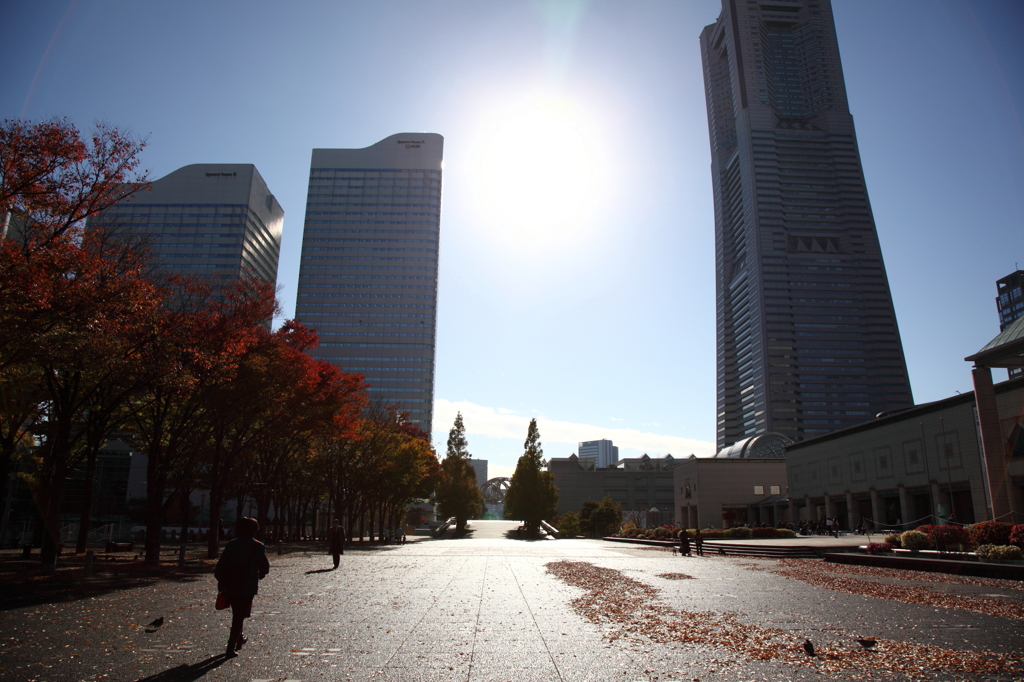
[857,638,877,649]
[145,617,164,633]
[803,639,815,656]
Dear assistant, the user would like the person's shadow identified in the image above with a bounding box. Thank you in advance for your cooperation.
[133,654,228,681]
[304,567,335,574]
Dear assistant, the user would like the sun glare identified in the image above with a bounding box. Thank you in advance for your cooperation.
[472,95,606,242]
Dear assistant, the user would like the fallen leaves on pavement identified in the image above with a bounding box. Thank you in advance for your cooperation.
[757,559,1024,621]
[545,560,1023,680]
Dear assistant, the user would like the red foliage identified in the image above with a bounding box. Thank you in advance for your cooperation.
[968,521,1013,548]
[1009,524,1024,549]
[929,524,970,550]
[0,117,147,249]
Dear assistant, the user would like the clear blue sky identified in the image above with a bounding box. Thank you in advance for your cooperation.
[3,1,1022,478]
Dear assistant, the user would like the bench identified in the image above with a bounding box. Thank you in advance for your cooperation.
[103,541,134,559]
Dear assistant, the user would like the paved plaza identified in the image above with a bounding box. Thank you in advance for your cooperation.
[2,520,1023,682]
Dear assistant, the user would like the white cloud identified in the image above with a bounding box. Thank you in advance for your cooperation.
[434,398,715,458]
[609,416,623,422]
[488,463,516,479]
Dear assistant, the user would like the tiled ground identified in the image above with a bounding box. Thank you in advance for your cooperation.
[1,521,1022,681]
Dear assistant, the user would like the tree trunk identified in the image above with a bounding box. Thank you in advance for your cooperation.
[75,447,99,554]
[36,457,68,574]
[178,486,192,565]
[144,467,167,565]
[207,486,224,559]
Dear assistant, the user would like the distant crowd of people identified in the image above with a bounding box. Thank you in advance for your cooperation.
[796,517,841,537]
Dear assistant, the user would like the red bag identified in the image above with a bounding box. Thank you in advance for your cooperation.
[215,592,230,610]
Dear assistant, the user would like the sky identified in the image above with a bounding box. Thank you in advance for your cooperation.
[3,0,1023,480]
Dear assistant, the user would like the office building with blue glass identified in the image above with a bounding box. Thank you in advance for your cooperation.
[91,164,283,286]
[294,134,443,433]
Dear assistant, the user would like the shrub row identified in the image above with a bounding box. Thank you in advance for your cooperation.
[975,544,1024,562]
[615,526,795,541]
[880,523,1023,552]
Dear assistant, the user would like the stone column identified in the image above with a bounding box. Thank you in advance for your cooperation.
[846,491,858,530]
[972,366,1011,521]
[898,485,910,530]
[804,495,813,523]
[824,493,834,520]
[870,488,883,531]
[930,482,943,523]
[788,499,798,526]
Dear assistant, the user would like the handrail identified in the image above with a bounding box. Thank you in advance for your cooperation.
[540,520,561,538]
[433,517,456,538]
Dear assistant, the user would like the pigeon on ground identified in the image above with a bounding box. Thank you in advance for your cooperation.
[857,638,877,649]
[144,617,164,633]
[803,639,815,656]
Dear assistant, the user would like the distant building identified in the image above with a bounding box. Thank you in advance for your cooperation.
[549,454,678,525]
[91,164,283,286]
[469,459,488,490]
[674,455,788,529]
[996,270,1024,379]
[294,134,443,433]
[700,0,913,451]
[785,377,1024,530]
[577,439,619,468]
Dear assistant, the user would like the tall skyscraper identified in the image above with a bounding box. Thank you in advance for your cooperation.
[996,269,1023,379]
[92,164,283,285]
[295,134,443,433]
[700,0,913,451]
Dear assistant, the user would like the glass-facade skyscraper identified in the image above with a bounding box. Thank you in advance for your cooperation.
[700,0,913,451]
[92,164,283,286]
[295,134,443,433]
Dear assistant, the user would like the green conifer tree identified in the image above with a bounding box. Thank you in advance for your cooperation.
[435,412,482,533]
[504,418,559,536]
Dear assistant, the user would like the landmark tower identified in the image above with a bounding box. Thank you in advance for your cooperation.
[700,0,913,450]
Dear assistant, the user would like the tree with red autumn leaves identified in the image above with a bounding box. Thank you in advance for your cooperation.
[1,118,152,572]
[195,317,366,558]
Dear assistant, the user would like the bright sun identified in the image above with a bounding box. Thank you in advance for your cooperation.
[472,95,605,242]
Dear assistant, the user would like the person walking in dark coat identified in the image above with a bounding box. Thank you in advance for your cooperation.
[328,519,346,569]
[694,528,704,556]
[214,517,270,657]
[678,529,691,556]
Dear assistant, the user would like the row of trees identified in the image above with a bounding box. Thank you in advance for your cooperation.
[0,118,440,571]
[433,415,560,537]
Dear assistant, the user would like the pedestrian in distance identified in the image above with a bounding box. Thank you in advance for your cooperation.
[678,529,691,556]
[328,519,346,569]
[214,517,270,657]
[694,528,704,556]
